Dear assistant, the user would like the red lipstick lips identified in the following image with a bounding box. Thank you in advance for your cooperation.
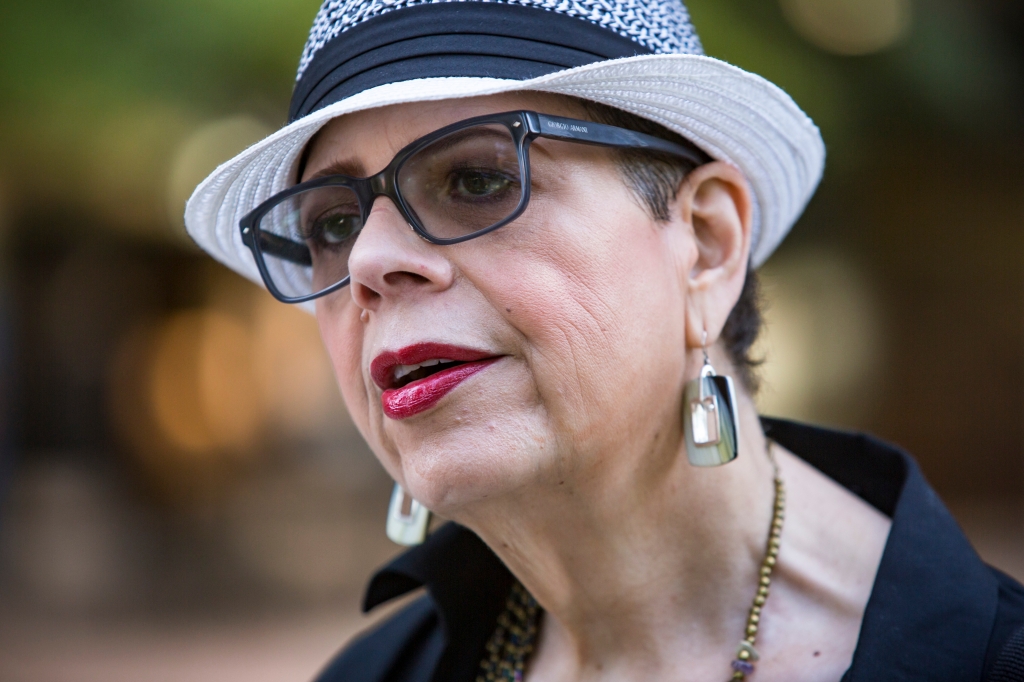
[371,343,500,420]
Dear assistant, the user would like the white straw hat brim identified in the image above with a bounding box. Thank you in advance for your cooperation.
[185,53,824,292]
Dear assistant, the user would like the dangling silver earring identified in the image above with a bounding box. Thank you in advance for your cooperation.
[386,483,432,546]
[684,331,739,466]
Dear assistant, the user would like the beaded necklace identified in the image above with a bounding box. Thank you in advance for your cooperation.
[475,442,785,682]
[476,582,540,682]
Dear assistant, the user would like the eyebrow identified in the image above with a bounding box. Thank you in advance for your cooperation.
[302,126,515,182]
[305,157,367,182]
[425,126,510,154]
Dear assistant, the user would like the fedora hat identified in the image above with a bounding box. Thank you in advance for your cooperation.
[185,0,825,285]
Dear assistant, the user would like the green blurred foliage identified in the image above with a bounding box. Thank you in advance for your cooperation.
[0,0,319,237]
[0,0,1019,239]
[0,0,317,116]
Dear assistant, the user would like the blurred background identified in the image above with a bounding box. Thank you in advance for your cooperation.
[0,0,1021,679]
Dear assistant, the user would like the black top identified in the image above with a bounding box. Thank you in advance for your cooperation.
[316,419,1024,682]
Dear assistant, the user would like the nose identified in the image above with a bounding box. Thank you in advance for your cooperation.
[347,197,455,310]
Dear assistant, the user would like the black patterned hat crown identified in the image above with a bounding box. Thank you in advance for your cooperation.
[290,0,704,121]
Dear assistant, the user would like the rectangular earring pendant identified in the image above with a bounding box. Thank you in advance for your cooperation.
[386,483,431,546]
[684,373,739,467]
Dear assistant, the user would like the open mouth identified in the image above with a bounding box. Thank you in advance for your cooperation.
[391,359,468,389]
[370,343,501,419]
[371,343,497,390]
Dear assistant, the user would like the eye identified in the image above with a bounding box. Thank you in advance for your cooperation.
[309,212,362,246]
[450,169,514,199]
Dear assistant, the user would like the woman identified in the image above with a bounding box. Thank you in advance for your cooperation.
[185,0,1024,680]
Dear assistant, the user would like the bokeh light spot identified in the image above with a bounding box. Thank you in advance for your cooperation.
[779,0,912,55]
[149,309,261,455]
[252,295,349,441]
[755,249,882,423]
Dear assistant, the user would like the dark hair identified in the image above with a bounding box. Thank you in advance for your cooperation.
[575,99,764,392]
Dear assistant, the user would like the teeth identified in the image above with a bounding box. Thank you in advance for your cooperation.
[393,359,454,382]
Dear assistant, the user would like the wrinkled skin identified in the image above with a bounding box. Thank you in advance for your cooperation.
[305,92,891,682]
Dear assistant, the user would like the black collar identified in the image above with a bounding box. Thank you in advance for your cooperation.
[762,419,999,681]
[364,418,999,681]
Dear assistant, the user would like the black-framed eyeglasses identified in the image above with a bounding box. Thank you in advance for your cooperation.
[240,110,708,304]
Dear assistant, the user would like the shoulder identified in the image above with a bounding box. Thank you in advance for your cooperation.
[315,594,445,682]
[762,418,1021,680]
[984,567,1024,680]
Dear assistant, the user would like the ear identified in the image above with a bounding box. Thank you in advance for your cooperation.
[676,161,754,350]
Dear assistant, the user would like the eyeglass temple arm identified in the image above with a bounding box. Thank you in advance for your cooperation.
[531,113,709,166]
[242,226,313,266]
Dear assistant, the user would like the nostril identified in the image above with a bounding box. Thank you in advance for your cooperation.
[383,271,431,288]
[352,281,382,309]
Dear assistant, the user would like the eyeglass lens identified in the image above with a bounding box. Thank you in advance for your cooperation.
[254,122,524,300]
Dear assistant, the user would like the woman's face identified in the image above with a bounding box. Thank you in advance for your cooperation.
[306,93,701,516]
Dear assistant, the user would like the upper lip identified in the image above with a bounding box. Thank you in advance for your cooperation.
[370,343,498,390]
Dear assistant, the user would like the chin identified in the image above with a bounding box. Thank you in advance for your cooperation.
[357,357,547,513]
[385,403,552,517]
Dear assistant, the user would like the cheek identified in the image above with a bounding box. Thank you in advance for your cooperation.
[465,181,689,450]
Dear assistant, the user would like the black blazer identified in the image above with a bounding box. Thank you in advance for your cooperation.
[316,419,1024,682]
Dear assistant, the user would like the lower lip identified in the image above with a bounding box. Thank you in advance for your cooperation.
[381,358,500,420]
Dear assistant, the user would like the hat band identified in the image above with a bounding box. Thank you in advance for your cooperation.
[289,3,654,122]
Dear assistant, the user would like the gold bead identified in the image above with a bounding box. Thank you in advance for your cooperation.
[738,649,751,661]
[746,624,758,636]
[754,595,766,606]
[739,640,761,661]
[760,575,771,587]
[760,565,772,576]
[765,555,776,566]
[750,613,760,624]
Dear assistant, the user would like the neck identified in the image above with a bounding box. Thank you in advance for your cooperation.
[453,385,777,679]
